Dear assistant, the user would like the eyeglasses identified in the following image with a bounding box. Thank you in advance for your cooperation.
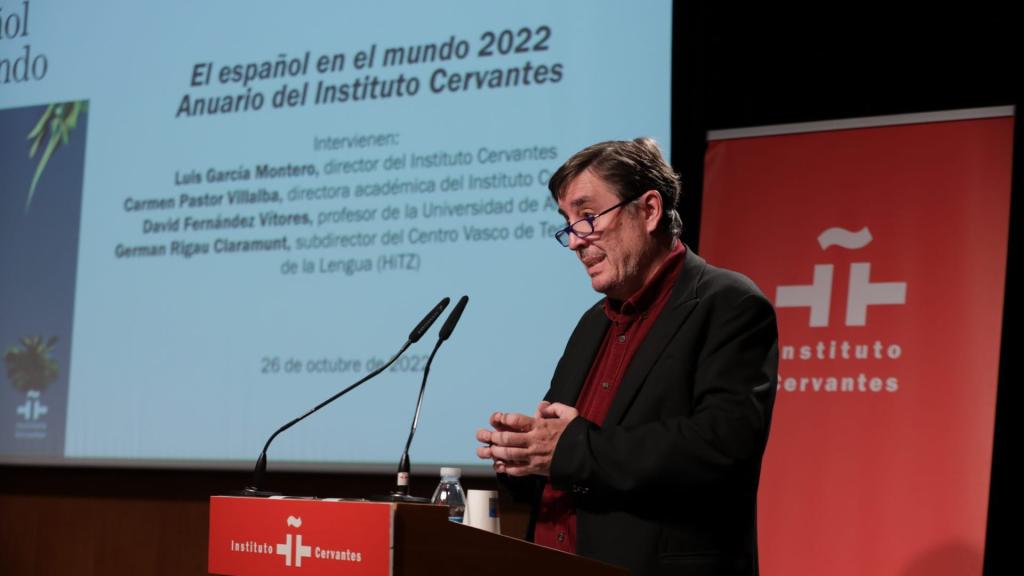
[554,196,637,248]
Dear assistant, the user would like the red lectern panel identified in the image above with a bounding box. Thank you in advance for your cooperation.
[209,496,393,576]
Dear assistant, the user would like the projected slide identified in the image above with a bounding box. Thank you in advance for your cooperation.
[1,0,672,470]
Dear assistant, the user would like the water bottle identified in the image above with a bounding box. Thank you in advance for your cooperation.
[431,467,466,523]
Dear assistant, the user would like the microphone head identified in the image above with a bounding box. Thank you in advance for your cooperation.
[409,297,450,342]
[438,295,469,341]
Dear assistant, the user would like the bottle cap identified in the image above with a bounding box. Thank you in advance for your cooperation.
[440,467,462,478]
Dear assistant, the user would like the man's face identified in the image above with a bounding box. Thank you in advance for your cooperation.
[557,170,652,300]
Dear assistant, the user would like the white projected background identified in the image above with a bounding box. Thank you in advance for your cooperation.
[0,0,672,471]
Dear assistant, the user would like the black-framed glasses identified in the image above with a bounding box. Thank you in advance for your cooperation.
[554,196,637,247]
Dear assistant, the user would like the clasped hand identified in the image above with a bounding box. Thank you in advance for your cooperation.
[476,401,578,476]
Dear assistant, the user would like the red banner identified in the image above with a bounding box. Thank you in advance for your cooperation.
[209,496,393,576]
[700,110,1013,576]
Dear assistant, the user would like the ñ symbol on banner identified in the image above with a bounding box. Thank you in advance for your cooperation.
[775,227,907,327]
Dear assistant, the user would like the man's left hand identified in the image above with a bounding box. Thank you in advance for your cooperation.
[475,402,579,477]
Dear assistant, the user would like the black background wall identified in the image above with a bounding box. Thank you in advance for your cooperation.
[2,2,1018,574]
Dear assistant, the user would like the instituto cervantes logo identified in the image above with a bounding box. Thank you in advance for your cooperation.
[229,514,364,568]
[773,227,908,394]
[277,515,312,567]
[4,336,58,438]
[17,390,47,421]
[776,227,906,327]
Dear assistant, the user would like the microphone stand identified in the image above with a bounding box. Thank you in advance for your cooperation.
[383,295,468,502]
[241,297,450,496]
[387,337,444,502]
[242,342,412,497]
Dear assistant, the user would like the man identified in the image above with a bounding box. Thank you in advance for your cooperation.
[476,138,778,576]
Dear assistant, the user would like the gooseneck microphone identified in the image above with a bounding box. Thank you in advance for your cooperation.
[391,295,469,500]
[242,297,450,496]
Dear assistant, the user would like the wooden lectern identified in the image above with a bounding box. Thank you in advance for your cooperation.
[208,496,626,575]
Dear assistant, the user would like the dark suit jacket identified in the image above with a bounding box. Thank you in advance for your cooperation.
[504,248,778,576]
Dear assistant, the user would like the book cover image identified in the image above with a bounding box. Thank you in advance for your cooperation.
[0,101,88,459]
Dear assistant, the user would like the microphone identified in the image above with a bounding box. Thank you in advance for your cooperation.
[438,294,468,342]
[409,297,450,343]
[242,297,450,496]
[391,295,469,500]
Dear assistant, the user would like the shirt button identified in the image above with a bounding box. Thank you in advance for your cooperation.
[557,531,565,543]
[601,381,610,390]
[618,335,626,343]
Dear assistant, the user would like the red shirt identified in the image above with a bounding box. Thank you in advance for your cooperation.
[534,241,686,552]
